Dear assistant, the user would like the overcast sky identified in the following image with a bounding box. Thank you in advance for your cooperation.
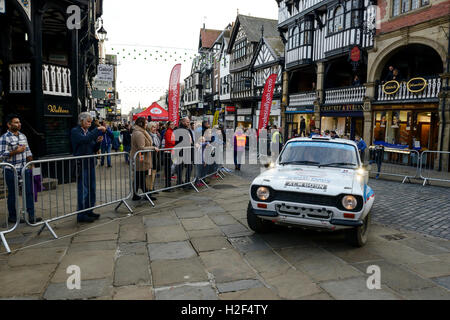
[102,0,278,114]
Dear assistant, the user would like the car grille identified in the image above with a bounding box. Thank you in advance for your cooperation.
[272,191,338,207]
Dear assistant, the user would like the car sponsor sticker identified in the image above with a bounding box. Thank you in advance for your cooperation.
[285,181,328,191]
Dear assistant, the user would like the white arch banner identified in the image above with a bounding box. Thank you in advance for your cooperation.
[16,0,31,21]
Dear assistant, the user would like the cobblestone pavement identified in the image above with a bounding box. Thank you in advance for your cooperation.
[0,172,449,300]
[226,162,450,241]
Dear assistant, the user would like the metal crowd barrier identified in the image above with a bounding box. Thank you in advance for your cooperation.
[0,164,21,253]
[419,151,450,186]
[368,146,420,183]
[133,146,226,205]
[20,152,133,238]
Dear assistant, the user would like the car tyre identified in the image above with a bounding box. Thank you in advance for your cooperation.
[346,212,371,247]
[247,202,273,233]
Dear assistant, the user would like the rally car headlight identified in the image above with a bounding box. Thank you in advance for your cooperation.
[256,187,270,201]
[342,195,358,210]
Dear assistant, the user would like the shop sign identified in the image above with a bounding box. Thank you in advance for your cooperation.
[97,64,114,81]
[237,108,252,115]
[237,116,245,122]
[350,46,361,62]
[92,90,106,99]
[286,106,314,113]
[382,80,400,95]
[45,103,72,117]
[407,77,427,93]
[226,106,236,112]
[321,105,363,112]
[93,79,112,91]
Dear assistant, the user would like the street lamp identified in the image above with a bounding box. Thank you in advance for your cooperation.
[97,25,108,42]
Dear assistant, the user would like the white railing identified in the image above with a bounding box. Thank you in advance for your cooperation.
[9,64,31,93]
[324,86,366,105]
[289,91,317,106]
[377,78,441,102]
[42,64,72,97]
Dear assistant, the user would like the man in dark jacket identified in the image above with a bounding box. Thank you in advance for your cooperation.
[121,124,132,164]
[71,112,106,223]
[174,117,194,186]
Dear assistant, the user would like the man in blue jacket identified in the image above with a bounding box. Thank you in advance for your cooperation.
[355,135,367,162]
[71,112,106,223]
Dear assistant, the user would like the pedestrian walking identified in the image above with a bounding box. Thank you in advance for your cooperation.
[70,112,106,223]
[112,125,121,152]
[120,124,132,164]
[300,117,306,137]
[100,122,114,167]
[130,117,158,201]
[0,114,42,224]
[234,127,246,171]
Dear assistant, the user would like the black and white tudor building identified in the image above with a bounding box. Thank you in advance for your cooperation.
[276,0,377,140]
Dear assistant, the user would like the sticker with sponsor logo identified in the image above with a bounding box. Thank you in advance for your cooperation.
[294,175,331,184]
[285,181,328,191]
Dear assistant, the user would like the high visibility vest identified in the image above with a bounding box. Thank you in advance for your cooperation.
[272,131,282,143]
[236,135,246,148]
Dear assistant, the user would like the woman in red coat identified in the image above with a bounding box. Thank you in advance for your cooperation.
[163,121,176,190]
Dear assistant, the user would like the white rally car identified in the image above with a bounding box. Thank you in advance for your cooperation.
[248,136,375,247]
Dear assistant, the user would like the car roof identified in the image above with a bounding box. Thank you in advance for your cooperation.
[286,137,358,147]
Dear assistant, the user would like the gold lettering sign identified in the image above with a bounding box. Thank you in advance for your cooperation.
[47,105,70,114]
[407,77,427,93]
[382,80,400,95]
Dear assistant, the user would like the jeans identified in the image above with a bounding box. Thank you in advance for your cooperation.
[5,169,35,220]
[77,159,96,218]
[124,145,131,163]
[101,144,112,166]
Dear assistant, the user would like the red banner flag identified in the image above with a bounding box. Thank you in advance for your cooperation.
[258,73,278,132]
[168,64,181,126]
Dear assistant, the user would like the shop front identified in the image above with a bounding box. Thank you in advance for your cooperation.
[372,104,439,151]
[320,105,364,140]
[254,100,281,130]
[236,108,253,129]
[285,105,315,139]
[225,106,236,129]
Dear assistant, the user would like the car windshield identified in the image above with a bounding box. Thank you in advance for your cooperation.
[279,141,359,168]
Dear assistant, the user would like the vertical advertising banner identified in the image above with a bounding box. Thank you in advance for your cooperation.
[168,64,181,127]
[258,74,278,132]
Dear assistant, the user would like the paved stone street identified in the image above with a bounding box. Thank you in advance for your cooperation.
[0,171,449,300]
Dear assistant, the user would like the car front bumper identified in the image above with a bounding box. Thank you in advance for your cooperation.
[251,200,364,231]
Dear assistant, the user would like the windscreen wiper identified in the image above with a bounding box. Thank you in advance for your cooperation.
[318,162,357,168]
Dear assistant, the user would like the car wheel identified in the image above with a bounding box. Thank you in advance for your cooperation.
[247,202,273,233]
[346,213,371,247]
